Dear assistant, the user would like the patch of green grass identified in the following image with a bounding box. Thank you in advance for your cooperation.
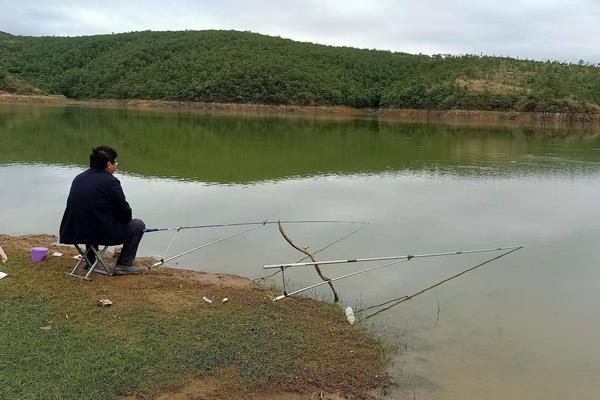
[0,289,305,399]
[0,244,386,399]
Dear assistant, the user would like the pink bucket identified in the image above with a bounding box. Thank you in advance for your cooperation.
[31,247,48,262]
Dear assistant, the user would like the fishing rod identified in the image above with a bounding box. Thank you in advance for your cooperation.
[144,219,366,233]
[273,259,407,301]
[263,245,524,270]
[271,245,524,301]
[150,225,261,268]
[359,246,523,320]
[148,218,368,270]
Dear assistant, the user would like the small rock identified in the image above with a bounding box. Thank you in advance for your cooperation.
[222,297,229,303]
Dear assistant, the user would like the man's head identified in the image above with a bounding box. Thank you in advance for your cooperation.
[89,145,118,174]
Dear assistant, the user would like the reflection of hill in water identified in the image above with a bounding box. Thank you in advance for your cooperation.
[2,105,600,183]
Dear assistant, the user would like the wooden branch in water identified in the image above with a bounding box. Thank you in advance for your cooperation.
[277,220,339,302]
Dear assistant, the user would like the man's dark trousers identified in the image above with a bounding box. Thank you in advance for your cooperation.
[86,219,145,266]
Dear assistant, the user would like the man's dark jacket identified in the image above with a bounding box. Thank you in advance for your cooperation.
[59,167,132,245]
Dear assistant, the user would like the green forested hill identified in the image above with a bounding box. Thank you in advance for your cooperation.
[1,30,599,112]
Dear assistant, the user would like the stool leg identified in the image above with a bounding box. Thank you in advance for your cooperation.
[66,245,113,279]
[97,246,113,275]
[71,244,87,273]
[86,246,112,277]
[65,244,94,280]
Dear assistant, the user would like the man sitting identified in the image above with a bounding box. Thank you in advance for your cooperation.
[60,145,146,275]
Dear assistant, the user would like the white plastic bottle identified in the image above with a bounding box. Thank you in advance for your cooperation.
[345,306,356,325]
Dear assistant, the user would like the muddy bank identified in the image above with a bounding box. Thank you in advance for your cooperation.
[0,91,66,104]
[2,92,598,130]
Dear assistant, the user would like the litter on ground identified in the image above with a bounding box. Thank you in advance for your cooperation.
[97,299,113,307]
[0,246,7,263]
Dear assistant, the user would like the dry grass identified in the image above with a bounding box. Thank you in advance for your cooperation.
[455,78,528,95]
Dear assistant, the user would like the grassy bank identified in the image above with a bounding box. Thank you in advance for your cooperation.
[0,235,387,399]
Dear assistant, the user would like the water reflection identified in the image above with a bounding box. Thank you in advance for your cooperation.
[2,105,600,182]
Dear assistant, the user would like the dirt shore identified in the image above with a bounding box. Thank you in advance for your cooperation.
[2,92,599,130]
[0,91,66,104]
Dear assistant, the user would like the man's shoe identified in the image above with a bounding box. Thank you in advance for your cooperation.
[114,264,146,275]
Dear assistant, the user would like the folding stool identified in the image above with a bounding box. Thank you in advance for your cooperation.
[65,244,113,280]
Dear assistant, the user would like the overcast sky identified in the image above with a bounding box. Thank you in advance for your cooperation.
[1,0,599,64]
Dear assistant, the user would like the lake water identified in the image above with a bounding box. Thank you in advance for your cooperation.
[1,104,600,399]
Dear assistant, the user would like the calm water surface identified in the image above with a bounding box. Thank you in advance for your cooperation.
[1,105,600,399]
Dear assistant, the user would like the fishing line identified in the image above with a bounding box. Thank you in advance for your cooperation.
[295,222,370,263]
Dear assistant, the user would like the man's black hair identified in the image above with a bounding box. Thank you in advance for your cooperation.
[90,145,118,169]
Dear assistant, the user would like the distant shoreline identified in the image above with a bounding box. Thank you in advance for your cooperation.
[2,92,599,131]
